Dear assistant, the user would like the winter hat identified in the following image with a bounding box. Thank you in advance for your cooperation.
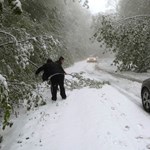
[47,58,53,63]
[59,56,64,61]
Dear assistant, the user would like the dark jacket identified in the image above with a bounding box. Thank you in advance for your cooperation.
[36,61,65,81]
[35,62,54,81]
[55,60,66,74]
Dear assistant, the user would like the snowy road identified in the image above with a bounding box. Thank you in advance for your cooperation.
[85,62,143,108]
[1,61,150,150]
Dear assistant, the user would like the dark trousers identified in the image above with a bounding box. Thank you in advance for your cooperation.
[50,74,66,100]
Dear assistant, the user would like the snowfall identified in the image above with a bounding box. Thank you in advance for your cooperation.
[1,57,150,150]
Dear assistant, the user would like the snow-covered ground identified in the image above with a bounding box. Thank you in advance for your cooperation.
[1,60,150,150]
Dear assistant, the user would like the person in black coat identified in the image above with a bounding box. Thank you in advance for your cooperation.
[35,58,54,81]
[35,57,67,101]
[50,56,67,101]
[55,56,66,74]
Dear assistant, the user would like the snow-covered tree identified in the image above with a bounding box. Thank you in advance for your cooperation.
[91,0,150,72]
[92,13,150,72]
[0,0,22,14]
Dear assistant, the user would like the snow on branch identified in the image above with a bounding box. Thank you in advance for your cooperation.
[0,30,18,46]
[0,74,8,89]
[8,0,22,14]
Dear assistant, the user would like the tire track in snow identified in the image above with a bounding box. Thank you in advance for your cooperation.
[85,64,142,108]
[111,84,142,108]
[95,65,143,83]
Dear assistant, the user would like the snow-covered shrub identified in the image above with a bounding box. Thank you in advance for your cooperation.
[25,90,46,111]
[9,0,22,14]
